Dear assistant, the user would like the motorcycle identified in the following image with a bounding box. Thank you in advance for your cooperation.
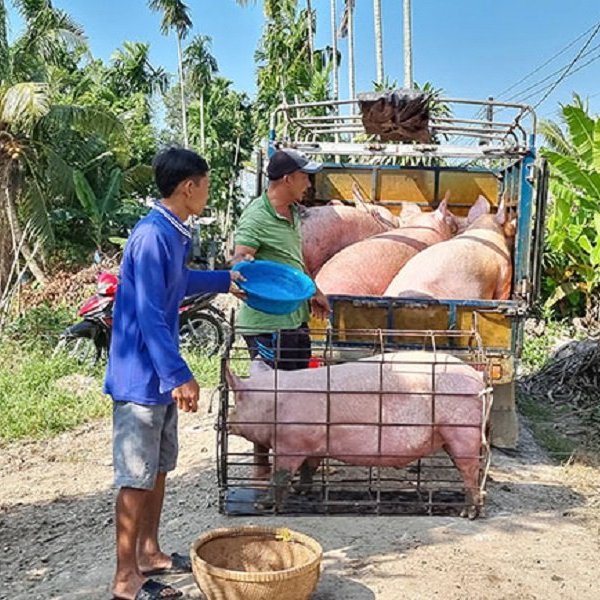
[54,272,229,364]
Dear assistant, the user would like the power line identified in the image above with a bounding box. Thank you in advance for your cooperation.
[505,42,600,103]
[533,21,600,109]
[495,21,600,100]
[468,22,600,123]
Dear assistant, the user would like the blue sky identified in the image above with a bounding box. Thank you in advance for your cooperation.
[7,0,600,121]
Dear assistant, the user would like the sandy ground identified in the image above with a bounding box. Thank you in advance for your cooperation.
[1,397,599,600]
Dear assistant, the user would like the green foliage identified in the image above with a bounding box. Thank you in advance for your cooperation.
[73,167,123,250]
[0,340,109,443]
[254,1,333,139]
[540,98,600,317]
[3,304,72,349]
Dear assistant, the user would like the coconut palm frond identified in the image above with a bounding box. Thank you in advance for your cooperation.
[41,104,126,146]
[19,153,55,247]
[1,82,50,126]
[148,0,192,38]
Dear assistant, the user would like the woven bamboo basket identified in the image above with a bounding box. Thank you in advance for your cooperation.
[190,526,323,600]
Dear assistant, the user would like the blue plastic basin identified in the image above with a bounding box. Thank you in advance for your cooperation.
[232,260,316,315]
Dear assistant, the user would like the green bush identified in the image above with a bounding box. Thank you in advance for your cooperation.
[4,305,73,350]
[0,342,109,444]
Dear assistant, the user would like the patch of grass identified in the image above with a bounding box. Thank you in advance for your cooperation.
[0,341,109,444]
[518,393,579,460]
[183,352,221,388]
[521,320,571,374]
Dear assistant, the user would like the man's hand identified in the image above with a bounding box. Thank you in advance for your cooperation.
[311,288,330,320]
[172,378,200,413]
[229,270,247,300]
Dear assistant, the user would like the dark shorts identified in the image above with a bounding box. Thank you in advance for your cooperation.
[243,323,311,370]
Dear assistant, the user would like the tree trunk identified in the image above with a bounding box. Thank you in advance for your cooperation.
[403,0,413,88]
[373,0,384,85]
[1,162,48,286]
[200,89,205,152]
[330,0,339,102]
[347,0,356,107]
[306,0,314,66]
[177,33,189,148]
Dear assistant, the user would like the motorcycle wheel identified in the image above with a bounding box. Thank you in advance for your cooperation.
[54,335,101,365]
[180,311,224,356]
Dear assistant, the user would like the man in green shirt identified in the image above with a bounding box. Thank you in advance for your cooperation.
[232,148,330,478]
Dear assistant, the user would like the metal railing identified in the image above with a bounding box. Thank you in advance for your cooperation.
[270,97,536,160]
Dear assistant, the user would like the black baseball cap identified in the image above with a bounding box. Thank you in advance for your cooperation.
[267,148,322,180]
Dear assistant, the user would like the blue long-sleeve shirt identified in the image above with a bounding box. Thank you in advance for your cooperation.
[103,204,231,405]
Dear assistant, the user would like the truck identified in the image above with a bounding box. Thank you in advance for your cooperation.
[264,94,548,448]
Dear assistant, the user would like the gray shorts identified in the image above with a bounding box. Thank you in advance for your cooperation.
[112,401,178,490]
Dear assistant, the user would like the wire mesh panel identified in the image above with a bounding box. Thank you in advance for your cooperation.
[218,327,493,518]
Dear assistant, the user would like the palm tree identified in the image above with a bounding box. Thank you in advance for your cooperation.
[1,1,125,287]
[330,0,339,101]
[0,0,89,285]
[148,0,192,147]
[339,0,355,104]
[108,41,168,98]
[373,0,384,85]
[183,35,218,152]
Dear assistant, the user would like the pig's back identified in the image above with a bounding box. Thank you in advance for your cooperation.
[316,226,445,296]
[301,206,387,276]
[385,236,505,299]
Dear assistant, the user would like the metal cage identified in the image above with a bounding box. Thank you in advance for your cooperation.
[217,326,493,517]
[270,97,536,161]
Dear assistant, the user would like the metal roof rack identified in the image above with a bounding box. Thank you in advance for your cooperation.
[269,97,537,160]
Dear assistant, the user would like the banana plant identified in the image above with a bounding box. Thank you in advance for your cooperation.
[73,167,123,251]
[540,98,600,315]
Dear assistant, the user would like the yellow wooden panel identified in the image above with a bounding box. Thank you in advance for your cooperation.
[378,170,435,204]
[316,169,372,202]
[457,309,512,350]
[439,172,499,215]
[331,303,388,342]
[391,305,451,346]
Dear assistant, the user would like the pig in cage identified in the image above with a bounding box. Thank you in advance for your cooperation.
[217,327,494,518]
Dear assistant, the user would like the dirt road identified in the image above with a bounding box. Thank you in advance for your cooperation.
[1,403,599,600]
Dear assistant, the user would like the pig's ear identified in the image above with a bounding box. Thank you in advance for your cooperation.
[494,195,508,226]
[400,202,422,218]
[224,364,243,390]
[467,195,491,223]
[434,198,449,220]
[352,183,369,212]
[504,217,517,239]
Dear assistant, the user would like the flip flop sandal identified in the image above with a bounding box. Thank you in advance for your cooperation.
[142,552,192,576]
[111,578,183,600]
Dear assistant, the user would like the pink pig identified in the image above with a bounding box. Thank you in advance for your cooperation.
[226,351,488,518]
[301,204,399,277]
[315,200,457,296]
[385,196,516,300]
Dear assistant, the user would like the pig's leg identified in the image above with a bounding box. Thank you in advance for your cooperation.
[292,458,320,495]
[443,435,482,519]
[253,442,271,480]
[256,455,304,510]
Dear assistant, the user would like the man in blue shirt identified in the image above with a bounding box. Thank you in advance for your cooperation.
[104,147,241,600]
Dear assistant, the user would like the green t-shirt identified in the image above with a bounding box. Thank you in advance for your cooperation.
[234,192,310,334]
